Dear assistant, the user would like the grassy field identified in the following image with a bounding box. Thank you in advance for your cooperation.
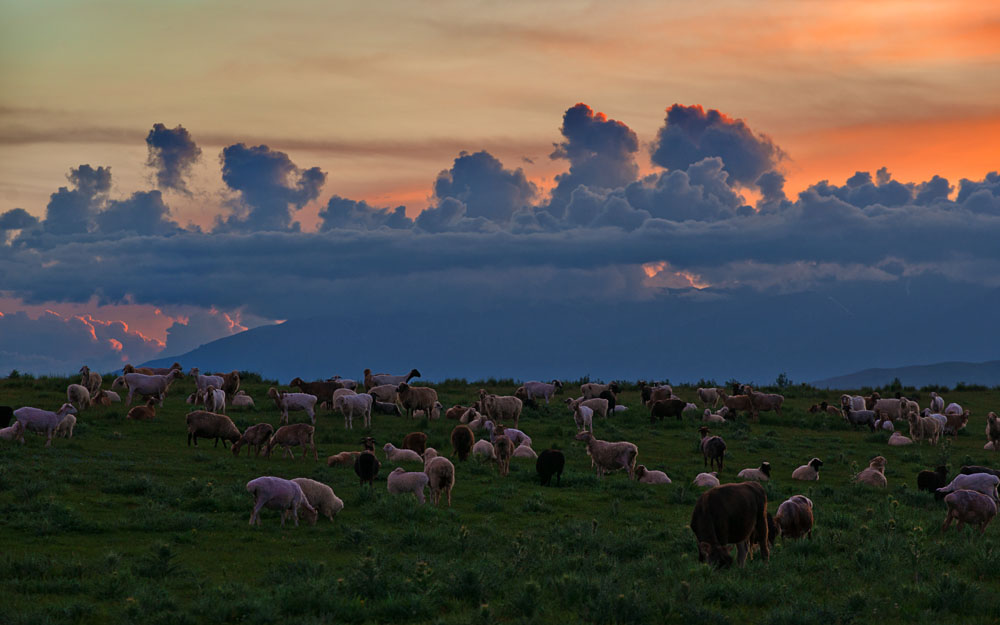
[1,374,999,625]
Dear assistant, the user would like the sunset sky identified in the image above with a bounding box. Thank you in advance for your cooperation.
[1,0,998,379]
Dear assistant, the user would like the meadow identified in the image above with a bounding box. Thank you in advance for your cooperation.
[1,373,999,625]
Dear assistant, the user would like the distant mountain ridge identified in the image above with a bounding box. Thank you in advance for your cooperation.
[811,360,1000,390]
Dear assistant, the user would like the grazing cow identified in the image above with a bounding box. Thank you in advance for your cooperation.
[690,482,770,568]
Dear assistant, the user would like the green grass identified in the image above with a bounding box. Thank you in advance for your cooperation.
[1,377,999,624]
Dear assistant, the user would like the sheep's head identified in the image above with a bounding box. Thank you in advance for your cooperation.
[79,365,89,375]
[397,383,409,392]
[760,462,772,477]
[409,368,422,378]
[573,431,592,442]
[698,426,710,438]
[123,364,136,374]
[360,436,376,451]
[552,380,563,390]
[869,456,887,472]
[635,465,647,478]
[609,382,621,394]
[267,387,280,400]
[290,377,304,387]
[809,458,824,470]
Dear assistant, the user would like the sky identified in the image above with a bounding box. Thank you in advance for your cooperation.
[1,0,999,379]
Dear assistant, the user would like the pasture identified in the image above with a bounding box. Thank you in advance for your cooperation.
[1,374,999,625]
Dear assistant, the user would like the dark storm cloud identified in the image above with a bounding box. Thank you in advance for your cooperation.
[145,123,202,193]
[218,143,326,231]
[651,104,783,187]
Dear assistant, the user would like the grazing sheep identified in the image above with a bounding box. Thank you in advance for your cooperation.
[246,476,315,527]
[66,384,91,411]
[13,404,78,447]
[844,409,876,431]
[445,404,467,420]
[124,370,183,406]
[929,392,945,414]
[719,392,753,418]
[401,431,428,455]
[450,424,475,461]
[581,382,620,400]
[383,442,424,463]
[908,413,942,445]
[326,450,361,467]
[336,393,374,429]
[937,473,1000,502]
[635,465,671,484]
[703,409,726,424]
[366,368,422,389]
[480,390,523,428]
[567,397,609,420]
[773,495,814,540]
[792,458,824,481]
[367,384,398,403]
[493,435,514,476]
[292,477,343,524]
[917,466,949,492]
[888,432,912,445]
[742,386,784,421]
[573,404,594,432]
[699,426,726,471]
[127,399,157,421]
[231,390,255,409]
[424,456,455,506]
[650,398,687,422]
[372,399,401,416]
[941,490,997,534]
[987,413,1000,452]
[386,467,429,503]
[574,431,638,479]
[204,385,226,414]
[693,472,720,488]
[0,421,25,444]
[697,387,720,408]
[263,423,317,461]
[267,388,318,425]
[185,410,241,448]
[232,423,275,457]
[354,450,381,488]
[472,439,496,459]
[854,456,888,488]
[690,482,770,568]
[397,383,438,420]
[512,443,537,459]
[54,413,76,438]
[536,449,565,486]
[737,462,772,482]
[523,380,563,404]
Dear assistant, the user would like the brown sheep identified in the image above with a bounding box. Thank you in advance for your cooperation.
[327,450,362,467]
[908,413,942,445]
[450,424,475,461]
[945,410,970,436]
[127,399,157,421]
[397,383,438,420]
[719,392,753,417]
[231,423,275,457]
[401,431,428,455]
[445,404,467,420]
[650,398,686,422]
[773,495,814,540]
[987,412,1000,452]
[854,456,888,487]
[289,377,343,404]
[185,410,241,448]
[213,370,241,398]
[263,423,317,461]
[493,434,514,477]
[699,426,726,471]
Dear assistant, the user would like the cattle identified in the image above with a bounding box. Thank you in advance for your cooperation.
[690,482,770,568]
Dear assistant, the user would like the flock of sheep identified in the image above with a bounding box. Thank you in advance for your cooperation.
[2,365,999,568]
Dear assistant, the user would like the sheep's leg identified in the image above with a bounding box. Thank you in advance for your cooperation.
[126,389,134,406]
[251,499,266,526]
[736,542,749,566]
[941,509,954,531]
[45,430,53,447]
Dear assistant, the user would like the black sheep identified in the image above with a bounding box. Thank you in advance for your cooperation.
[354,451,381,489]
[917,466,948,492]
[650,398,686,422]
[536,449,565,486]
[0,406,12,429]
[599,390,617,413]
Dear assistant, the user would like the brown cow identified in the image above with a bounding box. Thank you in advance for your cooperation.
[691,482,770,568]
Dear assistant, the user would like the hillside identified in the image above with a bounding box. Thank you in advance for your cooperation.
[811,360,1000,389]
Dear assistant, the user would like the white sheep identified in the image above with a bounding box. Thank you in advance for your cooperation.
[945,402,964,417]
[124,370,183,406]
[791,458,823,481]
[189,367,224,392]
[367,384,398,403]
[840,394,866,412]
[383,442,423,463]
[66,384,91,411]
[512,443,537,459]
[692,472,720,487]
[613,405,627,413]
[737,462,771,482]
[937,473,1000,502]
[204,385,226,414]
[523,380,563,404]
[267,388,318,425]
[573,431,637,479]
[929,392,945,414]
[0,421,25,444]
[573,404,594,432]
[888,432,913,446]
[472,439,496,459]
[246,476,316,527]
[635,465,671,484]
[14,404,78,447]
[697,387,720,408]
[291,478,343,524]
[581,382,620,400]
[702,409,726,424]
[336,393,374,429]
[479,390,523,427]
[54,413,76,439]
[231,390,255,409]
[386,467,429,503]
[567,397,609,420]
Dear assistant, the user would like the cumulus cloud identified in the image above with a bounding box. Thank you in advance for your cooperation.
[432,150,536,223]
[0,208,39,243]
[625,157,752,222]
[145,123,201,193]
[318,196,413,230]
[95,190,181,236]
[0,309,163,375]
[651,104,783,187]
[43,164,112,235]
[218,143,326,231]
[546,103,640,217]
